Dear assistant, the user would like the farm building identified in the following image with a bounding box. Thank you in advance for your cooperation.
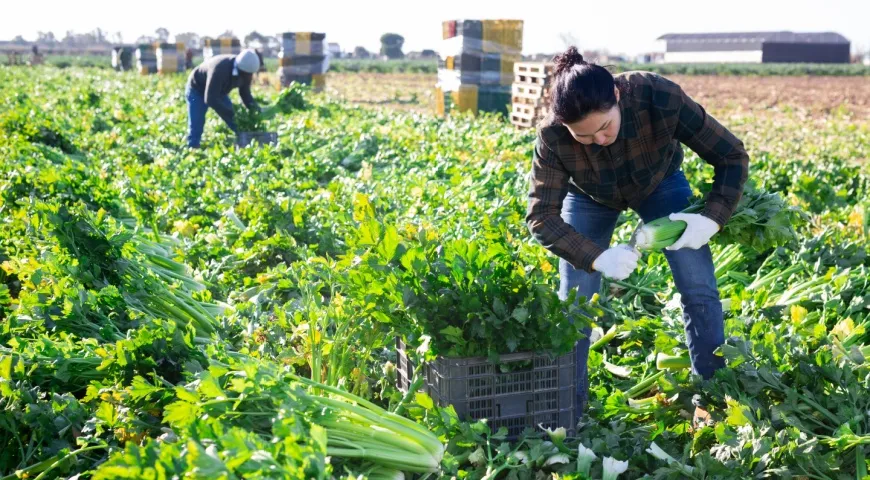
[657,31,850,63]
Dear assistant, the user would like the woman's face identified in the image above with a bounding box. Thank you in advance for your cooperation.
[564,87,622,147]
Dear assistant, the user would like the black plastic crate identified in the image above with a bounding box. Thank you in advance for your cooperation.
[236,132,277,148]
[396,339,575,439]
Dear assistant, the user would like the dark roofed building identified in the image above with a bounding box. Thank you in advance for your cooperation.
[657,31,850,64]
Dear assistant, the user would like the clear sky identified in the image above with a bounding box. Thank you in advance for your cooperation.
[2,0,867,55]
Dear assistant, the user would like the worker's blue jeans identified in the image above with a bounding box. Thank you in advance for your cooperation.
[558,170,725,414]
[186,85,232,148]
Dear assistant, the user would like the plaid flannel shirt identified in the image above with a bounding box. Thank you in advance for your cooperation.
[526,71,749,272]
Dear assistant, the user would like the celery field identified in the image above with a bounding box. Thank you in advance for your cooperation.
[1,67,870,479]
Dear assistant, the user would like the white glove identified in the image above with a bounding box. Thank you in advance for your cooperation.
[666,213,720,251]
[592,245,641,281]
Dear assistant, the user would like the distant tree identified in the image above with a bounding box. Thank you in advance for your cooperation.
[327,42,341,58]
[110,31,123,44]
[379,33,404,59]
[558,32,579,49]
[421,49,437,58]
[59,31,97,46]
[217,30,235,39]
[582,49,602,62]
[92,28,108,44]
[244,31,267,49]
[37,31,57,44]
[266,36,280,54]
[353,46,371,59]
[175,32,201,49]
[135,35,157,45]
[12,35,27,44]
[155,28,170,42]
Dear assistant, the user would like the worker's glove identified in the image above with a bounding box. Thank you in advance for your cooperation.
[666,213,720,251]
[592,245,641,281]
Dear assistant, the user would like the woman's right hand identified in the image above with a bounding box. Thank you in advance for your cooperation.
[592,245,641,280]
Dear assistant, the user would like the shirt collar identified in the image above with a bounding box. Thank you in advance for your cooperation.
[232,59,239,76]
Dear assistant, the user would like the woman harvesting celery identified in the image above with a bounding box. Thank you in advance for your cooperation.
[526,47,749,424]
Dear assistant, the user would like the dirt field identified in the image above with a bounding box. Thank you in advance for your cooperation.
[323,73,435,113]
[321,72,870,122]
[669,75,870,119]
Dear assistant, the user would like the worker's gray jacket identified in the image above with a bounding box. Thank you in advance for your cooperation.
[187,55,256,131]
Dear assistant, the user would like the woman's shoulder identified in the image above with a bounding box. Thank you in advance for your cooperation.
[615,70,685,108]
[615,70,677,87]
[536,118,571,149]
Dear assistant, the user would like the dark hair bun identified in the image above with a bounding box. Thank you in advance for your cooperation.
[553,46,585,77]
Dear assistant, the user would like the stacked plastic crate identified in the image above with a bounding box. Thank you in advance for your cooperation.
[203,37,241,59]
[156,42,186,74]
[135,44,157,75]
[112,46,134,72]
[510,62,554,129]
[277,32,328,92]
[436,20,523,117]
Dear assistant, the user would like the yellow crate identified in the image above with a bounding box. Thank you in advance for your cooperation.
[483,20,506,53]
[480,20,524,54]
[155,42,185,51]
[498,20,509,53]
[158,52,181,71]
[295,41,312,55]
[500,54,521,85]
[435,86,445,116]
[453,84,479,114]
[445,56,455,70]
[436,85,481,116]
[296,32,312,41]
[442,21,451,40]
[503,20,524,52]
[312,74,326,92]
[481,20,496,53]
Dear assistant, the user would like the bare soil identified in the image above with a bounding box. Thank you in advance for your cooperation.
[269,72,870,122]
[668,75,870,119]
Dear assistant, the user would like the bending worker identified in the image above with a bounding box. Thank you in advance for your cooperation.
[525,47,749,425]
[185,49,260,148]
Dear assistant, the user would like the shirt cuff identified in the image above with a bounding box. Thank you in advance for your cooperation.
[702,199,733,227]
[570,241,607,273]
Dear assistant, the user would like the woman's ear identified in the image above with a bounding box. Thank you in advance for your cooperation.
[614,86,620,102]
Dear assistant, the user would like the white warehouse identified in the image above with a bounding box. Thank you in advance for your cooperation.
[657,31,851,64]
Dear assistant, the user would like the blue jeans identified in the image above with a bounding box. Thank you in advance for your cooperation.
[186,85,233,148]
[559,170,725,413]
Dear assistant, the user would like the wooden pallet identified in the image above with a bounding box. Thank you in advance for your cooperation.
[510,115,536,129]
[511,103,548,118]
[514,73,550,86]
[512,83,548,100]
[511,84,550,111]
[510,103,548,129]
[514,62,554,77]
[512,95,550,107]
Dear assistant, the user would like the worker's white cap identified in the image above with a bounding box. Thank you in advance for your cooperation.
[235,49,260,73]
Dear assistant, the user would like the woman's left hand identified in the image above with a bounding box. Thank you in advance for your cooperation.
[666,213,720,250]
